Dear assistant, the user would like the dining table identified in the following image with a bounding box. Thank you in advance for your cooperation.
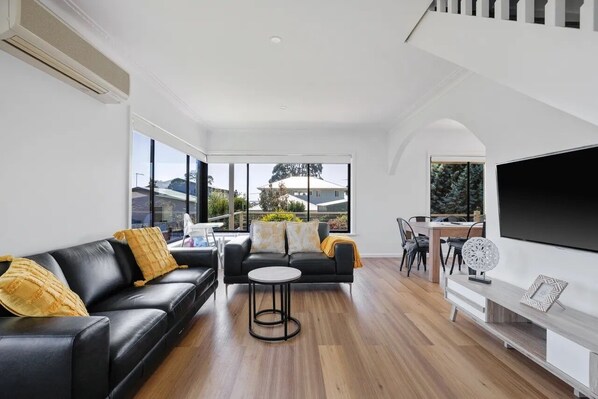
[410,221,484,283]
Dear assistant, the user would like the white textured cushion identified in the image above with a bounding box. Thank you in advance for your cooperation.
[286,221,321,255]
[250,221,286,254]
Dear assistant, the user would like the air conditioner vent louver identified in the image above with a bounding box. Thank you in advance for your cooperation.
[0,0,129,103]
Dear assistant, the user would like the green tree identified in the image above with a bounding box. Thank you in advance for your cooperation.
[208,191,246,218]
[186,171,213,186]
[167,178,186,193]
[208,192,228,218]
[261,212,301,222]
[258,182,289,211]
[430,163,484,218]
[269,164,323,183]
[287,200,306,212]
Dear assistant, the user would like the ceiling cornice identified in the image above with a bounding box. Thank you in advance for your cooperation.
[46,0,212,130]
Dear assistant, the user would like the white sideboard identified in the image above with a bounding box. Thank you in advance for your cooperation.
[446,275,598,399]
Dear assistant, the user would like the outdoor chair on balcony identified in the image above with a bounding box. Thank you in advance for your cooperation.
[182,213,221,247]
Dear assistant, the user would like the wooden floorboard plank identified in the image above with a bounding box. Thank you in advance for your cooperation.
[134,257,574,399]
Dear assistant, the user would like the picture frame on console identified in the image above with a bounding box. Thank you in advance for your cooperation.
[520,275,568,312]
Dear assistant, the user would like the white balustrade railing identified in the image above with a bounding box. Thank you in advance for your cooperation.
[430,0,596,31]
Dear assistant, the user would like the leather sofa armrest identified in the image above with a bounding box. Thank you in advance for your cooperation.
[224,235,251,277]
[170,247,218,279]
[0,316,110,399]
[334,243,355,275]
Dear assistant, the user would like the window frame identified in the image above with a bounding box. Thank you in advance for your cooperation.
[130,131,205,242]
[207,162,351,233]
[428,156,486,222]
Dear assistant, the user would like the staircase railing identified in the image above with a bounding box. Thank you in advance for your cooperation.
[429,0,596,32]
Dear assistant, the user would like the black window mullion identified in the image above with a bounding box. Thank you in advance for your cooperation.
[185,155,190,214]
[246,163,249,232]
[466,162,471,222]
[307,164,311,221]
[149,139,155,227]
[198,161,209,223]
[347,163,351,233]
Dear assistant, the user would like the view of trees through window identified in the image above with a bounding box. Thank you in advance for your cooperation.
[430,161,484,221]
[209,163,350,232]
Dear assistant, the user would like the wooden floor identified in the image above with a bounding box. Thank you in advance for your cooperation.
[135,258,573,399]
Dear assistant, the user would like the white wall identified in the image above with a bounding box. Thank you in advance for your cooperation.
[208,126,484,256]
[0,51,129,255]
[0,52,206,255]
[396,120,485,218]
[389,73,598,316]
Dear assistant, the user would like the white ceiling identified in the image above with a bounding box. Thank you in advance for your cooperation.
[64,0,461,130]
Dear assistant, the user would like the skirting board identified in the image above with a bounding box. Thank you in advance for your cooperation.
[361,253,402,258]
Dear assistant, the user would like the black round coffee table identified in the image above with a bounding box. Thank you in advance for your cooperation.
[247,266,301,341]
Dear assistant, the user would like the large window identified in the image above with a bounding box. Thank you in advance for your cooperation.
[207,164,248,231]
[132,140,351,235]
[430,160,484,222]
[210,162,351,232]
[130,131,204,242]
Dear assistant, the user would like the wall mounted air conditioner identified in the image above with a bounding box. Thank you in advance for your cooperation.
[0,0,130,103]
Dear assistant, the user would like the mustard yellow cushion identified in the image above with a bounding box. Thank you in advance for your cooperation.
[0,256,88,317]
[286,221,321,255]
[113,227,186,286]
[250,221,286,254]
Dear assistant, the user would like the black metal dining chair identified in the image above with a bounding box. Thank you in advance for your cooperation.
[397,218,445,277]
[409,216,448,240]
[446,221,486,275]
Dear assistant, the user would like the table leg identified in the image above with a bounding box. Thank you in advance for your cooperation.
[284,283,288,339]
[248,283,252,330]
[428,229,441,283]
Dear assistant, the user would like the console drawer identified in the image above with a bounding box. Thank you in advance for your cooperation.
[446,292,487,322]
[547,330,590,387]
[446,278,486,308]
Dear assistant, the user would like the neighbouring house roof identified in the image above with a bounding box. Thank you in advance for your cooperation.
[258,176,346,191]
[317,198,348,207]
[132,187,197,203]
[248,194,317,211]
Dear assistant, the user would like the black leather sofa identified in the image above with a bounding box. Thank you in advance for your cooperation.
[0,238,218,399]
[224,222,354,285]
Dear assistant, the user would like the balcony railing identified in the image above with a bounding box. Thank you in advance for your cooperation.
[208,211,348,231]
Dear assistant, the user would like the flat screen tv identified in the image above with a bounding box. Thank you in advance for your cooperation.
[496,146,598,253]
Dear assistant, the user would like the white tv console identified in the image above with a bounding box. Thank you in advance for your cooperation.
[446,275,598,398]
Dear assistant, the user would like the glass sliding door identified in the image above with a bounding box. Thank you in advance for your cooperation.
[153,142,188,242]
[131,132,152,228]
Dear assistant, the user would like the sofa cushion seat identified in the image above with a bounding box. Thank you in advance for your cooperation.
[242,253,289,274]
[148,267,215,297]
[91,309,167,387]
[89,283,196,328]
[289,252,336,275]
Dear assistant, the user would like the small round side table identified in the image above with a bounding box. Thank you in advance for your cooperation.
[247,266,301,341]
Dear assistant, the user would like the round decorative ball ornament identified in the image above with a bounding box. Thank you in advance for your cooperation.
[462,237,500,274]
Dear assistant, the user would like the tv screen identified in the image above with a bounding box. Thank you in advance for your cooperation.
[497,146,598,253]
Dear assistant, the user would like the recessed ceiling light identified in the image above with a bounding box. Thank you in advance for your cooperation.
[280,106,287,110]
[270,36,282,44]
